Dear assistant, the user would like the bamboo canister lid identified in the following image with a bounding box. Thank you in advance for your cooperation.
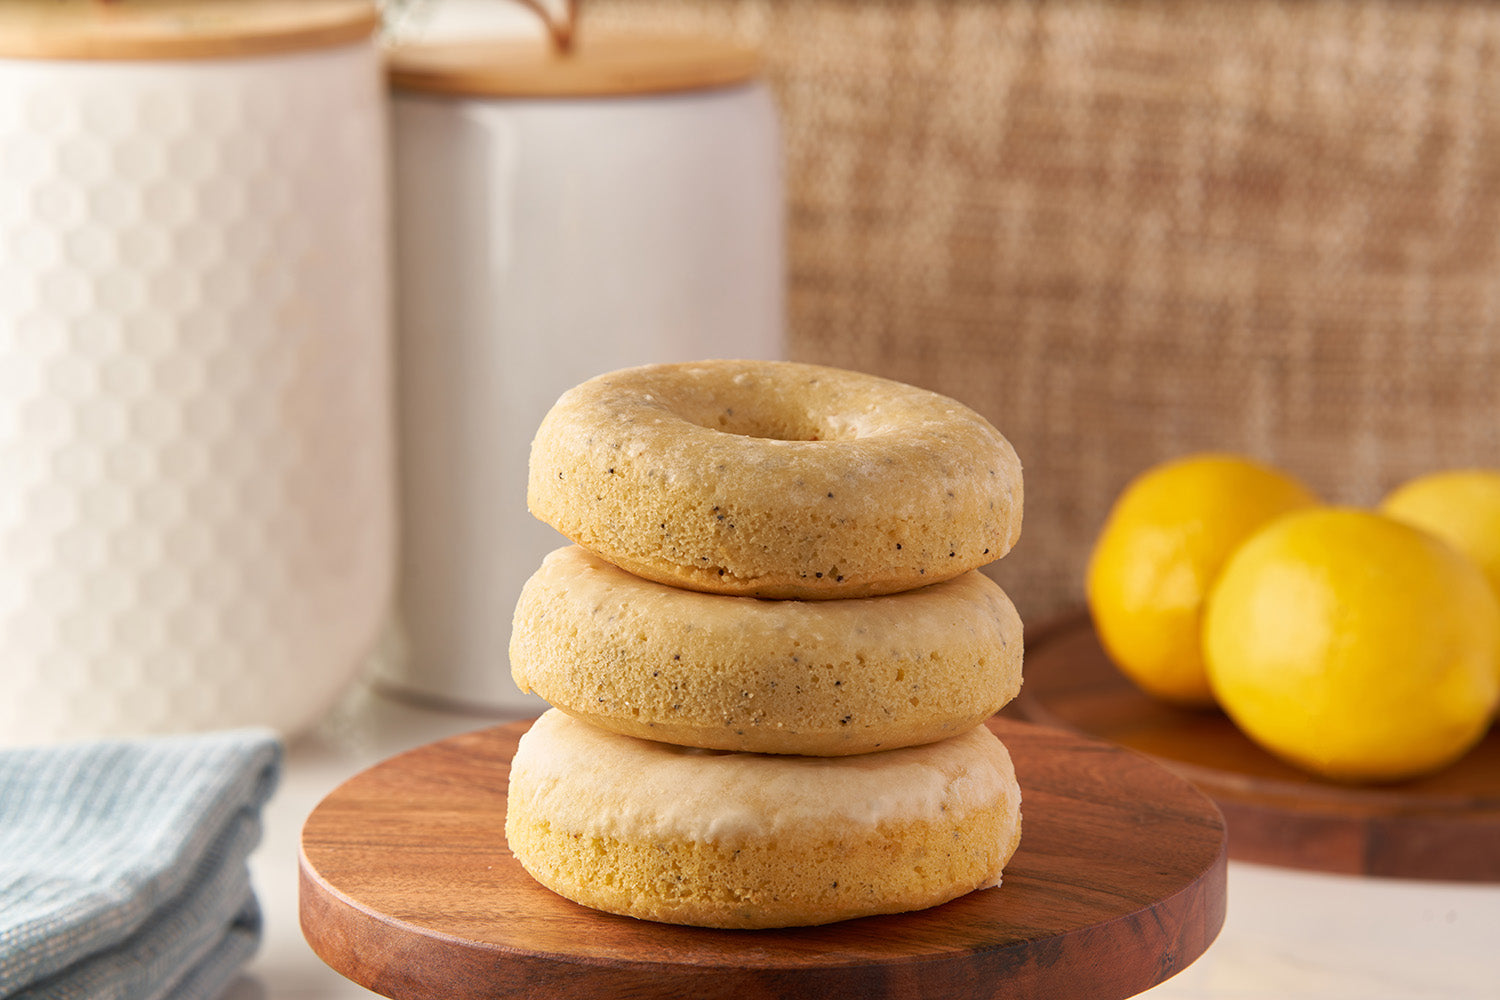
[0,0,379,61]
[388,35,761,98]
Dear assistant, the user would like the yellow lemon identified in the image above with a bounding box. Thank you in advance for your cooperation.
[1086,453,1318,705]
[1203,508,1500,783]
[1381,469,1500,610]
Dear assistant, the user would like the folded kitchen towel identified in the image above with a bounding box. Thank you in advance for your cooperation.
[0,729,281,1000]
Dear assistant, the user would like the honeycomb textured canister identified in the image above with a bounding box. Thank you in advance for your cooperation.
[0,43,394,743]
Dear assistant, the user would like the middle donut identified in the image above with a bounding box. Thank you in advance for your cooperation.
[511,545,1024,756]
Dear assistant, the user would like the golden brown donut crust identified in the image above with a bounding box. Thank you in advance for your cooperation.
[526,359,1024,598]
[511,545,1024,755]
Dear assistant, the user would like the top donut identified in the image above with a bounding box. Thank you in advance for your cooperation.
[527,359,1024,599]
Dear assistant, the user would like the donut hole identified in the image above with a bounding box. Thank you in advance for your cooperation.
[677,394,867,442]
[648,369,883,442]
[707,405,827,442]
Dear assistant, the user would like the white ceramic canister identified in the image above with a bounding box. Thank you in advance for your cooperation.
[382,28,785,713]
[0,1,395,743]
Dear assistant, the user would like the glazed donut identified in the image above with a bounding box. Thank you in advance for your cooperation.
[526,360,1023,599]
[504,710,1023,929]
[511,545,1024,755]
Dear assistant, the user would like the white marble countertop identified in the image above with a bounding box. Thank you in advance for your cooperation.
[232,684,1500,1000]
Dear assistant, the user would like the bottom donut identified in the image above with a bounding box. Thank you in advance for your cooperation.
[504,710,1023,929]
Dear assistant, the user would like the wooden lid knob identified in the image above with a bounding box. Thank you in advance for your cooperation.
[387,34,761,98]
[0,0,380,61]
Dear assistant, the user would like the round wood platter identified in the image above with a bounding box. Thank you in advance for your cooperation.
[300,716,1226,1000]
[1015,614,1500,882]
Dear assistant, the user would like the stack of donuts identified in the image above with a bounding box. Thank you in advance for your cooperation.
[504,359,1027,929]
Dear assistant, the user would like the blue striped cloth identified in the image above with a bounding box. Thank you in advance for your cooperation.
[0,730,281,1000]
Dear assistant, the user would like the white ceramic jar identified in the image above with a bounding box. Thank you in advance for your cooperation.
[383,32,785,712]
[0,1,395,743]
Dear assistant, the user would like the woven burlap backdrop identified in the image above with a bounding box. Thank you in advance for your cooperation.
[581,0,1500,623]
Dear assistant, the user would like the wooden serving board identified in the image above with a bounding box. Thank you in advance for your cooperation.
[300,717,1226,1000]
[1015,615,1500,881]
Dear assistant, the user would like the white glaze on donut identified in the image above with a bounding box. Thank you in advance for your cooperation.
[508,709,1018,846]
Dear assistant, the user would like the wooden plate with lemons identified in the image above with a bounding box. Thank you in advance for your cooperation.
[1021,457,1500,881]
